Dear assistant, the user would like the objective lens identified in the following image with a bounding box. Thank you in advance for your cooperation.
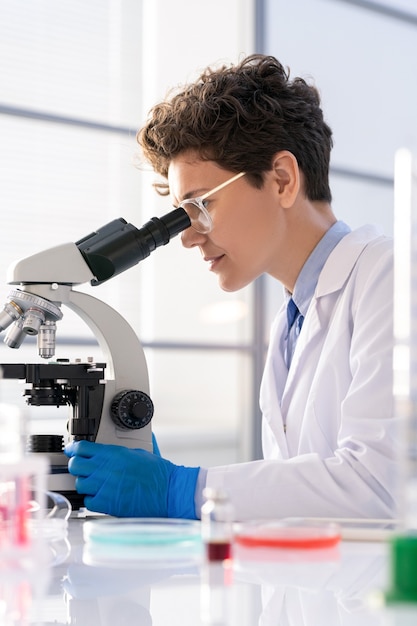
[22,307,45,335]
[4,318,27,349]
[38,320,57,359]
[0,301,23,332]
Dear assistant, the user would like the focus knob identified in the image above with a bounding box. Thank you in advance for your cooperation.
[110,390,154,430]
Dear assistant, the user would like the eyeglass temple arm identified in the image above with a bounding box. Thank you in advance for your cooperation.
[200,172,245,201]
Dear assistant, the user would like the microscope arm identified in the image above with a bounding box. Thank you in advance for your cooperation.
[66,288,152,449]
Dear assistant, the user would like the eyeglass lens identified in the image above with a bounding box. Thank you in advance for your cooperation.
[180,199,211,233]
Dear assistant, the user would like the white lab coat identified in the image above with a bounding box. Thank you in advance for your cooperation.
[206,225,399,521]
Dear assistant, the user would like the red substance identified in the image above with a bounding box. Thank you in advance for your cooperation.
[206,541,232,562]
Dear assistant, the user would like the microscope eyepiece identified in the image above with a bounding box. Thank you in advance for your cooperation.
[76,208,191,285]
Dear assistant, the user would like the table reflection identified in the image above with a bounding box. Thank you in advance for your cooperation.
[2,518,417,626]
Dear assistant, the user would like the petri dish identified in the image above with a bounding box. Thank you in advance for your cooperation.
[234,518,341,550]
[84,517,201,545]
[83,518,203,567]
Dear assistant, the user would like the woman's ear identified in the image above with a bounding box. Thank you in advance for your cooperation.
[271,151,300,208]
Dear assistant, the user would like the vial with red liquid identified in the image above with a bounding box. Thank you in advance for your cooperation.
[201,487,234,562]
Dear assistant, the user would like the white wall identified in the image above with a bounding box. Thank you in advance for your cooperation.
[262,0,417,237]
[140,0,255,115]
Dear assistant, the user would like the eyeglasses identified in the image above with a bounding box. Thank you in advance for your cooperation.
[177,171,245,234]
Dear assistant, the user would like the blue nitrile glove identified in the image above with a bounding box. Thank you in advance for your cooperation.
[65,440,199,519]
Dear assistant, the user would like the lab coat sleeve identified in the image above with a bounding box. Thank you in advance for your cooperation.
[205,232,399,521]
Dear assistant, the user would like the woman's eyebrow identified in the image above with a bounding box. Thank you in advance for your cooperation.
[171,181,212,205]
[180,187,208,201]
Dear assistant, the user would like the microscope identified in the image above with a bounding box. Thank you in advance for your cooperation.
[0,208,190,505]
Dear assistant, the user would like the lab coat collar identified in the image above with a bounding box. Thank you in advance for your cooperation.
[315,224,385,298]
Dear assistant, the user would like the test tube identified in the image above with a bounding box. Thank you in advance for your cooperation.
[0,402,48,564]
[387,148,417,603]
[0,403,29,553]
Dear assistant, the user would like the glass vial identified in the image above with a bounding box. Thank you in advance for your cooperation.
[201,487,234,562]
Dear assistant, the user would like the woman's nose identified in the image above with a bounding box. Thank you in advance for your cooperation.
[181,226,206,248]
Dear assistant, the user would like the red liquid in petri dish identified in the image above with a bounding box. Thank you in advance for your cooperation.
[206,541,232,562]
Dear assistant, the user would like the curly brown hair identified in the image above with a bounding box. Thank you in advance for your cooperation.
[138,54,333,202]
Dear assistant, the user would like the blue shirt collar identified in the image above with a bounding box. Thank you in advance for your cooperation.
[288,221,351,316]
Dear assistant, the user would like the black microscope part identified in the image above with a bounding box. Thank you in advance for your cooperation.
[76,208,191,285]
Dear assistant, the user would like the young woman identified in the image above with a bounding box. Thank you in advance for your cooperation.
[66,55,397,521]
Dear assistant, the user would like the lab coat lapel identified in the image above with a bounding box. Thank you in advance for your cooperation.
[260,307,290,459]
[281,225,380,438]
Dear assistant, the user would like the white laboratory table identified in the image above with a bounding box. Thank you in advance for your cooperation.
[2,516,417,626]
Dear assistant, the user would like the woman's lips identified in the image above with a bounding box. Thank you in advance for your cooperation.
[205,254,225,271]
